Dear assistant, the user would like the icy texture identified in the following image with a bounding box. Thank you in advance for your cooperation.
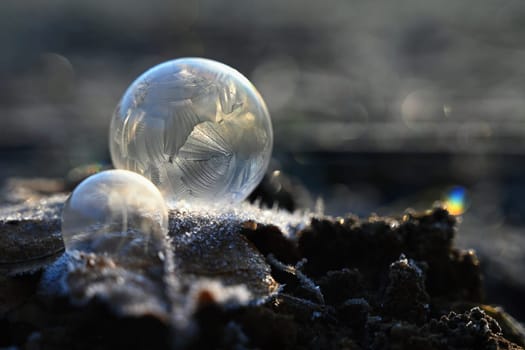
[168,200,309,239]
[61,170,168,255]
[109,58,273,205]
[41,200,304,328]
[0,194,65,274]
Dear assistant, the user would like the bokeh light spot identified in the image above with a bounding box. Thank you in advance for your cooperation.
[444,186,468,216]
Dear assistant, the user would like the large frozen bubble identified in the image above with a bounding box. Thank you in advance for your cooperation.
[61,169,168,255]
[109,58,273,205]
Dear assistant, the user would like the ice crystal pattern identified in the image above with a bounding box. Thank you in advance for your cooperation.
[61,170,168,255]
[109,58,273,205]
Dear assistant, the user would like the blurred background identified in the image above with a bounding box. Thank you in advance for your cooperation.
[1,0,525,320]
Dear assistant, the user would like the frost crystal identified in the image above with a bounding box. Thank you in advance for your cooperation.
[109,58,273,205]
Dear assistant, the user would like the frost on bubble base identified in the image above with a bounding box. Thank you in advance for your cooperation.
[109,58,273,205]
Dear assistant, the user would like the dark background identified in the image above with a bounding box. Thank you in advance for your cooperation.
[1,0,525,320]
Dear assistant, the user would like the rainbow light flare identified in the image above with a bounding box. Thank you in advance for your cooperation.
[444,186,467,215]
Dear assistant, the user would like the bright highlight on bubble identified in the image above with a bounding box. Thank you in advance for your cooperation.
[444,186,467,216]
[109,57,273,205]
[61,169,168,255]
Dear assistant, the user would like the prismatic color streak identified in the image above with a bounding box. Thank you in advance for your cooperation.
[444,186,467,216]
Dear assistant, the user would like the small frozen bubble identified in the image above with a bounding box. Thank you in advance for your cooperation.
[61,169,168,255]
[109,58,273,205]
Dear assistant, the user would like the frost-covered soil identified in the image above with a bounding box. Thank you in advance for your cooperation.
[1,178,524,349]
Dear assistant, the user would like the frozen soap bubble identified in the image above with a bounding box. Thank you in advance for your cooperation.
[109,57,273,205]
[61,169,168,256]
